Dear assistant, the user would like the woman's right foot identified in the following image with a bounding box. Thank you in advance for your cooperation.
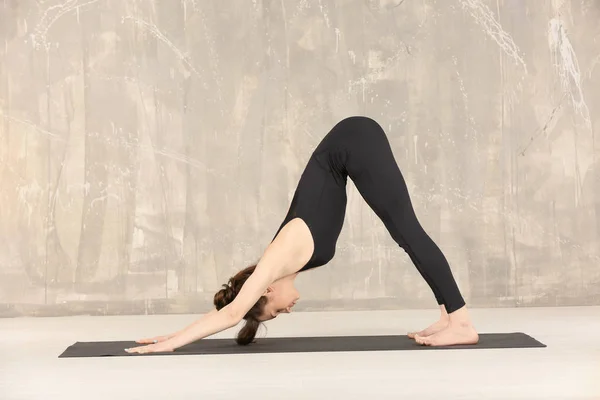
[407,305,449,339]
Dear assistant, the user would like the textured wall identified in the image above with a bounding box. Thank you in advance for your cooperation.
[1,0,599,317]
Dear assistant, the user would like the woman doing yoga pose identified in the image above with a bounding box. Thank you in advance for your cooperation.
[126,116,479,354]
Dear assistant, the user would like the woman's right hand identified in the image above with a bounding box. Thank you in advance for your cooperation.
[135,334,173,344]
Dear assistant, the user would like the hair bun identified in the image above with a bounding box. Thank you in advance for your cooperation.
[213,282,236,310]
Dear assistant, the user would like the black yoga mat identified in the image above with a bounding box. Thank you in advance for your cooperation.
[59,332,545,358]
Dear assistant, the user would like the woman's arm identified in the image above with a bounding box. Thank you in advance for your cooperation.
[125,260,284,353]
[135,309,219,344]
[169,262,285,347]
[161,308,240,350]
[125,223,304,353]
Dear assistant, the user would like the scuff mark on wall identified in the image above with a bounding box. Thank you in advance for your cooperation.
[548,17,591,128]
[0,112,66,142]
[458,0,527,73]
[31,0,105,48]
[121,16,203,79]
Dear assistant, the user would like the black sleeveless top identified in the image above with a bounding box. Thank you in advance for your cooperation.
[272,146,349,271]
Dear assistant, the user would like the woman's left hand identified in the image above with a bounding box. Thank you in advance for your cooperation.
[125,341,175,354]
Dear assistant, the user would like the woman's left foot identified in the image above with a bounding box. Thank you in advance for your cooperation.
[414,321,479,346]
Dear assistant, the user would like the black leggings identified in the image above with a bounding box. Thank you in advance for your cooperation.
[326,117,465,313]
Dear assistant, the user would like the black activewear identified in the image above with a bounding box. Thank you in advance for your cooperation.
[273,116,466,313]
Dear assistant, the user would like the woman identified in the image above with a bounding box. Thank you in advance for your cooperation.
[126,116,479,354]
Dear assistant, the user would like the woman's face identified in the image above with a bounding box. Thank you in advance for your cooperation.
[260,274,300,321]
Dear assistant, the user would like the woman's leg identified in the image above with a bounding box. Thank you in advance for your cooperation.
[322,118,448,310]
[340,116,478,346]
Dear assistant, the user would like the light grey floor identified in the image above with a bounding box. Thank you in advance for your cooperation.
[1,306,599,400]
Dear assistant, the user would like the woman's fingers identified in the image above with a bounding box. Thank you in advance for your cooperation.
[136,336,166,344]
[125,342,173,354]
[125,344,154,353]
[125,345,144,353]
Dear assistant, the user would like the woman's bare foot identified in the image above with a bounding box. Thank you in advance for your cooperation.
[407,317,448,338]
[407,305,449,339]
[415,306,479,346]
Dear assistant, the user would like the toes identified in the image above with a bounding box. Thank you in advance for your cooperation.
[414,334,428,345]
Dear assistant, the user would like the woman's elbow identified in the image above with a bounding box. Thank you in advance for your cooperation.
[223,304,244,325]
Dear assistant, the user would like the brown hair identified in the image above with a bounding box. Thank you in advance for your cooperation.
[213,264,267,345]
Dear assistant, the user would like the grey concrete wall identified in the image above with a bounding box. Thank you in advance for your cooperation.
[1,0,599,318]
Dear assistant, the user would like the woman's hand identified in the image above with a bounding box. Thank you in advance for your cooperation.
[135,335,172,344]
[125,340,175,354]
